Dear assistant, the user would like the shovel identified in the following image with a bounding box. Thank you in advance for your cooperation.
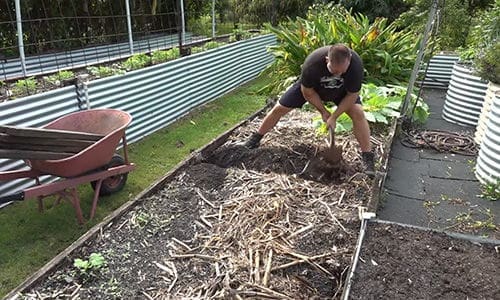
[322,126,343,164]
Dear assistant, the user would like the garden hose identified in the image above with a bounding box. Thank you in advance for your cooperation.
[400,130,478,156]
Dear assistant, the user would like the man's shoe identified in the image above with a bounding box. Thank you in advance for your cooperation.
[244,132,263,149]
[362,151,376,177]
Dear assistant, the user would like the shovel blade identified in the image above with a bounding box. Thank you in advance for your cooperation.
[323,145,343,164]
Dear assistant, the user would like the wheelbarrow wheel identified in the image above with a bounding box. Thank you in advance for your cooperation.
[91,154,128,196]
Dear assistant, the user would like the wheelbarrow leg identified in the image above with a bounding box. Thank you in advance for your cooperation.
[90,179,103,220]
[61,188,85,225]
[34,178,44,212]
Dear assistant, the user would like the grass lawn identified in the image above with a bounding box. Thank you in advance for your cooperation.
[0,73,270,297]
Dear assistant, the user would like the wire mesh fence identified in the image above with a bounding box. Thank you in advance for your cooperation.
[0,0,264,102]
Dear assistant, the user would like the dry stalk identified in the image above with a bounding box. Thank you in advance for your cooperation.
[254,249,261,283]
[141,291,155,300]
[319,200,348,233]
[271,252,333,271]
[195,188,216,208]
[171,237,192,252]
[262,249,273,287]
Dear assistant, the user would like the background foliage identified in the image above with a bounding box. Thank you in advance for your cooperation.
[262,3,418,95]
[394,0,494,51]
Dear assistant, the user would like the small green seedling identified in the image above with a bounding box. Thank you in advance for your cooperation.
[12,77,37,95]
[479,179,499,201]
[73,252,106,278]
[45,70,75,85]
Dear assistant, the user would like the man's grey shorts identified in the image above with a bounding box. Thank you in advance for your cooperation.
[279,81,362,108]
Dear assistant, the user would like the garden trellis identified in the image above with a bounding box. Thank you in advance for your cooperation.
[0,0,231,81]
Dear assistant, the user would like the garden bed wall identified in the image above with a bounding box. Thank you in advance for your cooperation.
[0,34,277,198]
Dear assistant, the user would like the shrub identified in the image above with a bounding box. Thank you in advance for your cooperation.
[460,1,499,62]
[262,3,418,95]
[474,42,500,84]
[12,77,37,96]
[151,48,180,64]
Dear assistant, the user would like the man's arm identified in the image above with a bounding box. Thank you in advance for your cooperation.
[327,91,359,128]
[301,85,330,122]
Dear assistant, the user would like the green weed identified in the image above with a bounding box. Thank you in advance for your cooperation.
[479,178,500,201]
[12,77,37,96]
[45,70,75,86]
[87,66,125,78]
[122,53,151,71]
[151,48,180,64]
[73,252,106,279]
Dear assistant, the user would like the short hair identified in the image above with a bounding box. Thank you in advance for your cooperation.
[328,44,351,65]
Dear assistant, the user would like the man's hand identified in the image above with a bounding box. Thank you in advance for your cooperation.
[321,110,331,123]
[326,115,337,131]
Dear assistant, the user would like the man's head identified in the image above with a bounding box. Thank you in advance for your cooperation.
[326,44,352,76]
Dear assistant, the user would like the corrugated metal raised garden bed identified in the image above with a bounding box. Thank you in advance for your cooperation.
[8,108,393,299]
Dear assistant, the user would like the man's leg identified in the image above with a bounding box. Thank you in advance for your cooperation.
[244,103,293,149]
[346,104,375,175]
[346,104,371,152]
[245,82,304,149]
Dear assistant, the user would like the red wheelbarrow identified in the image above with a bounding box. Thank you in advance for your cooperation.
[0,109,136,224]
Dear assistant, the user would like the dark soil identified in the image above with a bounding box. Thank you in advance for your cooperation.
[349,222,500,300]
[17,110,385,299]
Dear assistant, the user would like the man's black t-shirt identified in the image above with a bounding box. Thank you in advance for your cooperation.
[300,46,363,102]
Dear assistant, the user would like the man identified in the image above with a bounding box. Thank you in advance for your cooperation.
[244,43,375,175]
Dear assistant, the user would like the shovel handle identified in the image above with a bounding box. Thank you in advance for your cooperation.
[0,192,24,205]
[328,126,335,148]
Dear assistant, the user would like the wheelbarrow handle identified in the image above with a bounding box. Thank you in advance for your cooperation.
[0,192,24,205]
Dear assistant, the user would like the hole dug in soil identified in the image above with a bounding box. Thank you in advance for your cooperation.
[349,222,500,300]
[19,110,387,299]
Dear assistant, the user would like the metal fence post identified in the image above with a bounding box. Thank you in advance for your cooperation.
[212,0,216,39]
[14,0,27,77]
[125,0,134,55]
[180,0,186,44]
[400,0,438,118]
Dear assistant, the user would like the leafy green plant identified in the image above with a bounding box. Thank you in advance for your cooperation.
[460,1,499,62]
[122,53,151,71]
[474,42,500,84]
[313,83,429,134]
[12,77,37,96]
[479,178,500,201]
[151,48,180,64]
[73,252,106,279]
[192,41,227,54]
[262,3,418,96]
[203,41,226,50]
[87,66,125,78]
[230,28,252,42]
[45,70,75,85]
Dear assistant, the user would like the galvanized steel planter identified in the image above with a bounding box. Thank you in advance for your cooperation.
[475,90,500,185]
[0,34,277,199]
[442,62,488,127]
[474,82,500,145]
[420,53,459,89]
